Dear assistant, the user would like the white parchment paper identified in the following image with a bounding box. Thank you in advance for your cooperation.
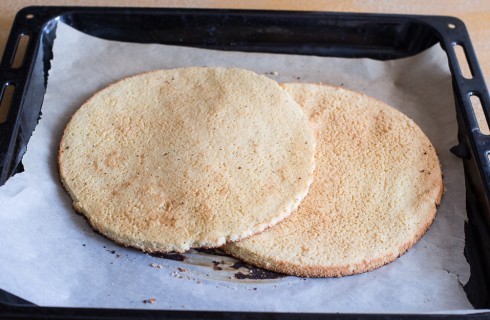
[0,22,475,313]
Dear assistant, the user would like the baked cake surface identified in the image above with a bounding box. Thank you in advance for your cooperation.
[224,83,443,277]
[58,68,316,253]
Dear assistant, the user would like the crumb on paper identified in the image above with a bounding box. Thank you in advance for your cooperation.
[143,298,156,304]
[171,271,182,278]
[212,261,223,271]
[264,71,279,76]
[178,267,187,272]
[150,263,163,269]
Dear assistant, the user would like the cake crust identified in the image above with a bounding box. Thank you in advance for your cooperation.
[224,83,443,277]
[58,68,316,253]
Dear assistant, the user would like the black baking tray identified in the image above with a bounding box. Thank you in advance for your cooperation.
[0,6,489,320]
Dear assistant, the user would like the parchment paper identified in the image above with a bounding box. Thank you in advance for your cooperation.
[0,22,476,313]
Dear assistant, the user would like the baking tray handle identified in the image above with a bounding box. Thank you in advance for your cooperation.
[0,8,53,184]
[442,18,490,194]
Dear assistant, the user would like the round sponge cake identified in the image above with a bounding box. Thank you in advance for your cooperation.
[223,83,443,277]
[58,67,316,253]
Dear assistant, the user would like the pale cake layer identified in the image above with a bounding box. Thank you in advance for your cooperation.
[58,68,316,253]
[224,83,443,277]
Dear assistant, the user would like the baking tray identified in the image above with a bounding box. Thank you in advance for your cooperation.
[0,6,489,319]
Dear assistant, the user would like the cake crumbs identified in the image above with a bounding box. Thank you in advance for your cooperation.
[143,298,156,304]
[178,267,187,272]
[150,263,163,269]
